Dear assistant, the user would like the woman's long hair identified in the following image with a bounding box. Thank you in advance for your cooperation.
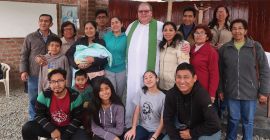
[159,21,183,50]
[208,5,230,30]
[89,76,124,126]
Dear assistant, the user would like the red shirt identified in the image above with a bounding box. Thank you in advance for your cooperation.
[190,42,219,97]
[50,91,71,126]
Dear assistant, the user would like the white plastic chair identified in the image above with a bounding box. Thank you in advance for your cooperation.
[0,63,10,97]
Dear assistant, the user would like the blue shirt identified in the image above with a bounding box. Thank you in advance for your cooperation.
[103,31,127,73]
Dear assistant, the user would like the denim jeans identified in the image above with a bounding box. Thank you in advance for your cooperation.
[27,76,38,120]
[135,125,164,140]
[226,99,256,140]
[162,131,221,140]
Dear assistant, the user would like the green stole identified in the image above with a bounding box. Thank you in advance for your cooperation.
[127,19,158,71]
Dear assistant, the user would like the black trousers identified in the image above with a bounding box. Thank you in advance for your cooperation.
[22,121,90,140]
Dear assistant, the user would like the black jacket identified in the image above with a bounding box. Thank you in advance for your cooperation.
[66,36,108,73]
[163,82,221,140]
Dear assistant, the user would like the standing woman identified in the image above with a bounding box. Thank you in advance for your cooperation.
[90,77,125,140]
[60,21,78,54]
[159,22,190,91]
[103,17,127,101]
[125,71,165,140]
[208,5,232,49]
[219,19,270,140]
[66,21,108,80]
[190,24,219,103]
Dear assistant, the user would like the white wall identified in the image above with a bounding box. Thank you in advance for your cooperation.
[0,1,57,38]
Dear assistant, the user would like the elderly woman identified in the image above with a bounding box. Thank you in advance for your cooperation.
[190,24,219,103]
[208,5,232,49]
[159,21,190,90]
[219,19,270,140]
[66,21,108,81]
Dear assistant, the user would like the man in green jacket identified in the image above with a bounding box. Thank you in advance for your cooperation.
[22,69,90,140]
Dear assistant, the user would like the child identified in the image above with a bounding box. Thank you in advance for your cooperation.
[72,69,92,108]
[38,36,71,93]
[90,77,125,140]
[72,69,93,135]
[125,70,165,140]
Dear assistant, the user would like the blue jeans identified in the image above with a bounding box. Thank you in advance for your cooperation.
[27,76,38,120]
[162,131,221,140]
[226,99,256,140]
[135,125,164,140]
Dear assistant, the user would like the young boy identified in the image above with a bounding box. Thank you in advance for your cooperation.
[72,69,92,108]
[72,69,93,135]
[38,36,71,93]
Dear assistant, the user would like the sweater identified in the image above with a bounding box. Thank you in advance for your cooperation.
[35,88,83,137]
[190,42,219,97]
[219,38,270,100]
[91,104,125,140]
[163,82,221,140]
[38,53,71,93]
[103,31,127,73]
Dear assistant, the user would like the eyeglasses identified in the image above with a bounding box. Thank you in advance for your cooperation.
[193,32,206,36]
[232,27,245,31]
[49,79,65,85]
[63,27,73,31]
[96,16,107,19]
[138,10,151,14]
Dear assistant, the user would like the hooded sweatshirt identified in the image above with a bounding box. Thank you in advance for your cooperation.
[38,53,71,93]
[91,104,125,140]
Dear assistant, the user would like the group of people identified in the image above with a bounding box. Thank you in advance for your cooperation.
[19,2,270,140]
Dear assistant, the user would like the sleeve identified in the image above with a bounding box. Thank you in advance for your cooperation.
[255,41,270,94]
[218,47,225,93]
[163,93,181,140]
[208,48,219,97]
[20,35,31,73]
[66,44,78,69]
[64,94,83,137]
[64,56,72,87]
[190,92,221,138]
[105,105,125,136]
[91,119,117,140]
[35,92,57,133]
[92,57,108,67]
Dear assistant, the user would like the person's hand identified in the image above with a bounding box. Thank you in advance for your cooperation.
[181,42,190,55]
[219,92,224,101]
[21,72,28,81]
[179,129,192,139]
[51,129,61,140]
[211,97,215,103]
[35,55,47,66]
[114,136,120,140]
[258,94,268,105]
[78,63,91,69]
[124,128,136,140]
[85,56,94,64]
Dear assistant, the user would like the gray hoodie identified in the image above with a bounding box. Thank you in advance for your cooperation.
[38,53,71,93]
[91,104,125,140]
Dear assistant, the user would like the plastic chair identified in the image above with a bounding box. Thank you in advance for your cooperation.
[0,63,10,97]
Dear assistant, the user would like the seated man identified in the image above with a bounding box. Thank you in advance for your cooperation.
[22,68,89,140]
[163,63,221,140]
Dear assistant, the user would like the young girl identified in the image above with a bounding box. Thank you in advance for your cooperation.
[125,71,165,140]
[90,77,125,140]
